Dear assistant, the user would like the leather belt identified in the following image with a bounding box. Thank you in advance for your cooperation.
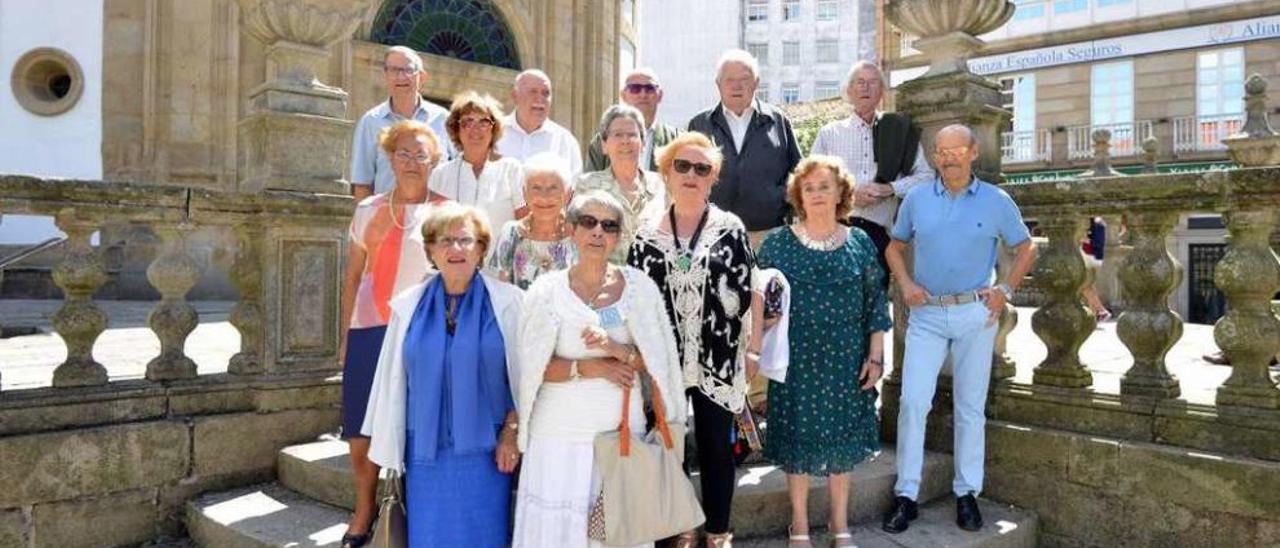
[924,291,981,307]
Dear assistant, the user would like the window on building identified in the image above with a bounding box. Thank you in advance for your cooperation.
[1091,61,1133,127]
[783,41,801,66]
[783,0,800,21]
[816,0,838,21]
[1096,0,1131,7]
[747,42,770,66]
[1053,0,1087,13]
[814,81,840,100]
[756,83,769,103]
[1197,48,1245,118]
[816,39,839,64]
[747,0,768,22]
[782,83,800,103]
[1012,0,1046,21]
[1001,74,1037,133]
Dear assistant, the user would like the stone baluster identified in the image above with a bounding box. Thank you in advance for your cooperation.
[1080,129,1121,178]
[1141,137,1159,174]
[145,223,201,381]
[991,243,1019,383]
[1213,208,1280,409]
[1116,210,1183,399]
[227,224,265,375]
[1030,215,1095,388]
[50,209,109,387]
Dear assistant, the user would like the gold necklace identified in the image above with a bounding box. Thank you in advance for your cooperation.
[388,189,410,230]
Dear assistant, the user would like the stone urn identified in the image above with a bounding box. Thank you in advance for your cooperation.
[236,0,373,117]
[886,0,1015,78]
[1222,74,1280,167]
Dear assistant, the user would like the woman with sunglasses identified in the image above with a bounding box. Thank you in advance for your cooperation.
[363,203,524,548]
[512,190,687,548]
[430,91,527,256]
[628,132,758,548]
[338,120,445,547]
[485,153,577,290]
[575,103,667,263]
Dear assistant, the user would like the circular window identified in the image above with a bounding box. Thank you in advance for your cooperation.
[10,48,84,116]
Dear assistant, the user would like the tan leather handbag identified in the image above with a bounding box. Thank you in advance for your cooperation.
[589,371,706,545]
[369,470,407,548]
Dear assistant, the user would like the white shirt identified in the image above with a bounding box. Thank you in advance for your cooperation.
[811,113,935,229]
[428,157,526,251]
[721,102,756,154]
[496,114,584,174]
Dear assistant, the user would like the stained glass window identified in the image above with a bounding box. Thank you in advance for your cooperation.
[371,0,521,70]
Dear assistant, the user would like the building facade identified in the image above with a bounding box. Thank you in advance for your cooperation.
[640,0,877,127]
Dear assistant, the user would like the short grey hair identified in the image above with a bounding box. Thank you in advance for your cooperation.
[566,189,629,229]
[522,152,571,191]
[597,104,647,143]
[514,68,552,89]
[843,60,887,96]
[715,49,760,82]
[620,67,661,89]
[384,46,423,71]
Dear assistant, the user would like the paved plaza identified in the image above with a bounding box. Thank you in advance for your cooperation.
[0,300,1247,405]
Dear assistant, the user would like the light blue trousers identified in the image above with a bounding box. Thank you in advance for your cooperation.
[893,301,997,500]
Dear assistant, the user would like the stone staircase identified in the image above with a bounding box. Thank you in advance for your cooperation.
[187,438,1037,547]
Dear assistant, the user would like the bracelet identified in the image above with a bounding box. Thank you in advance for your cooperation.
[569,359,581,381]
[624,346,637,365]
[866,357,883,366]
[504,421,518,431]
[746,350,762,362]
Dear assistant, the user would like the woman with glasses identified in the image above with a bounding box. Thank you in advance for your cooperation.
[512,190,686,548]
[430,91,526,255]
[757,157,890,548]
[363,203,524,548]
[338,120,445,547]
[575,104,667,263]
[628,132,757,548]
[485,153,577,289]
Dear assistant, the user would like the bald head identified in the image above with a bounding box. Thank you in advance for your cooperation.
[933,124,980,188]
[512,69,552,131]
[936,124,978,147]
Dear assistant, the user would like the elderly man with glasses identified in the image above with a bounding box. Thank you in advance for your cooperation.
[586,67,681,172]
[350,46,454,201]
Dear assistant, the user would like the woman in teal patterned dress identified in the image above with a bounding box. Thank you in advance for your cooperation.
[755,156,891,548]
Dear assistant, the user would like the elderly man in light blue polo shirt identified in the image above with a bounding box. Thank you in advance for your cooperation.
[350,45,455,201]
[881,124,1037,535]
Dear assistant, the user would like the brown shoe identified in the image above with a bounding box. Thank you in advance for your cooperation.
[1202,351,1231,365]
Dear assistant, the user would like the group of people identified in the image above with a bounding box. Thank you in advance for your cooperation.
[336,45,1037,548]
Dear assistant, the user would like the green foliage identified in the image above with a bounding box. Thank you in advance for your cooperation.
[793,113,841,156]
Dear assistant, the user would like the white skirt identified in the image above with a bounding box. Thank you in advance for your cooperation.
[512,436,652,548]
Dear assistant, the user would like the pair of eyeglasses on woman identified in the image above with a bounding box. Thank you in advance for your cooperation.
[575,214,622,234]
[672,158,713,177]
[432,236,477,249]
[459,117,495,130]
[394,151,434,164]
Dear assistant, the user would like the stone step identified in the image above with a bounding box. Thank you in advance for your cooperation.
[277,439,954,539]
[186,483,349,548]
[734,498,1038,548]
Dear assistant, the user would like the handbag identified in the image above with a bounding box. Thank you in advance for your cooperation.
[369,469,407,548]
[589,371,706,545]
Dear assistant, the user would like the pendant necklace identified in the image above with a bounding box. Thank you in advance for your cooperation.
[669,205,709,272]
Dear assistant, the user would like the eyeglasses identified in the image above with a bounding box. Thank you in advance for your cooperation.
[625,83,659,94]
[672,158,713,177]
[385,65,420,77]
[575,214,622,234]
[394,151,434,164]
[933,146,972,160]
[459,117,495,130]
[432,236,477,249]
[607,130,640,141]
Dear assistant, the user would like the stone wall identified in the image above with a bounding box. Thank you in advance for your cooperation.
[0,374,339,547]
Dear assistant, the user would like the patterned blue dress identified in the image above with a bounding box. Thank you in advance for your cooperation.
[759,226,892,476]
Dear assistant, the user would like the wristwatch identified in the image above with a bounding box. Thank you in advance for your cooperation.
[995,283,1014,300]
[569,359,581,381]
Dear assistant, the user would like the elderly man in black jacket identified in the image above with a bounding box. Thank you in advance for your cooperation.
[688,49,802,248]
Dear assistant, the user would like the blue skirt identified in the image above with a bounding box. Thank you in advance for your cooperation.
[341,325,388,439]
[406,438,512,547]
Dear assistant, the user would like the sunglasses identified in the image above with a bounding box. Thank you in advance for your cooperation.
[625,83,659,94]
[575,214,622,234]
[672,158,713,177]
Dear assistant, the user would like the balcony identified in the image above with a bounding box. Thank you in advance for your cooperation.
[1066,120,1154,160]
[1172,113,1244,154]
[1001,129,1052,164]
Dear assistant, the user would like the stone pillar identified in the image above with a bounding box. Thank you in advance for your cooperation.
[50,209,109,387]
[1030,215,1095,388]
[1213,208,1280,409]
[226,223,265,375]
[992,244,1019,383]
[145,223,201,381]
[1094,214,1128,311]
[235,0,373,194]
[886,0,1015,182]
[1080,129,1122,178]
[1117,210,1182,399]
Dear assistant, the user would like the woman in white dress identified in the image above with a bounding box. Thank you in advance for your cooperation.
[429,91,526,252]
[512,190,686,548]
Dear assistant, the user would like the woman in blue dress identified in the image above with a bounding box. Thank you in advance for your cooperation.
[756,156,891,548]
[362,202,525,547]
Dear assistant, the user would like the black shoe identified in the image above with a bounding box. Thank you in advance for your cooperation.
[341,530,371,548]
[956,493,983,531]
[882,495,918,534]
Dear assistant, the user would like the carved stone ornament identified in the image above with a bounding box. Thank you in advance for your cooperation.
[886,0,1015,77]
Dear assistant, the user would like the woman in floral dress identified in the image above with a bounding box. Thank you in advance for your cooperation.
[486,153,577,289]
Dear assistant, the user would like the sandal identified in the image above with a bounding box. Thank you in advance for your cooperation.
[788,525,814,547]
[829,530,857,548]
[706,531,734,548]
[674,530,699,548]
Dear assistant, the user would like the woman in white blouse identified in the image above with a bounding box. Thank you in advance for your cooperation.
[511,190,686,548]
[429,91,527,253]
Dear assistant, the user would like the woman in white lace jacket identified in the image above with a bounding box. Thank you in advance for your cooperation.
[511,190,686,548]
